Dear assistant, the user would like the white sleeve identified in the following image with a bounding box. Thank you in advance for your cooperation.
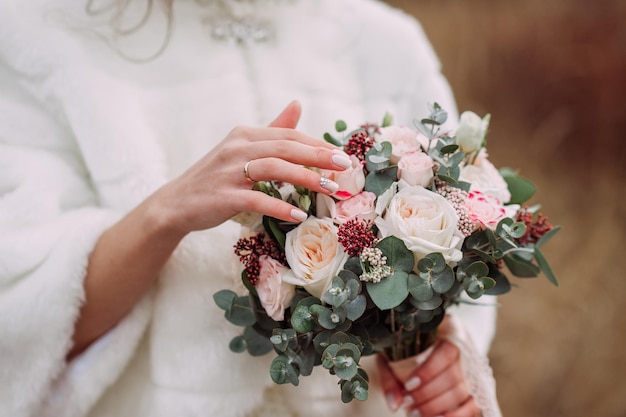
[0,62,152,417]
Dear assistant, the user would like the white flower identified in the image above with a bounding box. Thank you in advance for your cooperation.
[460,151,511,204]
[375,185,465,265]
[283,217,349,299]
[456,111,490,153]
[397,151,434,187]
[256,256,296,321]
[378,125,425,164]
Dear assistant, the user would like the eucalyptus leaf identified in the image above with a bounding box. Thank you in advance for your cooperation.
[323,132,342,147]
[504,254,540,277]
[367,270,409,310]
[291,303,315,333]
[500,168,536,204]
[376,236,414,273]
[335,120,347,132]
[213,289,237,311]
[412,296,443,311]
[408,273,433,302]
[535,248,559,286]
[536,225,562,249]
[382,112,393,128]
[229,335,247,353]
[439,144,459,155]
[270,355,300,386]
[364,168,398,196]
[243,326,273,356]
[344,295,367,321]
[263,216,286,250]
[226,296,257,327]
[432,265,455,293]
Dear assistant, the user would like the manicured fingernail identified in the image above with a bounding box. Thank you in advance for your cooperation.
[404,376,422,391]
[385,393,399,411]
[290,209,308,222]
[331,153,352,169]
[319,177,339,193]
[402,395,415,407]
[407,410,422,417]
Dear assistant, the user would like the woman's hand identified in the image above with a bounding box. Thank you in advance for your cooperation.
[150,100,352,235]
[377,340,481,417]
[69,101,349,358]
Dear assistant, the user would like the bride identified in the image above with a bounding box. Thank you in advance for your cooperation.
[0,1,498,416]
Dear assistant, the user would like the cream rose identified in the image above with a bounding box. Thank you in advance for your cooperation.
[375,185,464,264]
[456,111,490,153]
[256,256,296,321]
[324,155,365,200]
[378,125,426,164]
[397,151,435,187]
[460,152,511,203]
[283,217,349,299]
[464,191,507,231]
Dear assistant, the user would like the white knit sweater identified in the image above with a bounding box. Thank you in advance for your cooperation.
[0,1,497,416]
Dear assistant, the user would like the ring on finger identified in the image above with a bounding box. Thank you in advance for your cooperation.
[243,160,256,183]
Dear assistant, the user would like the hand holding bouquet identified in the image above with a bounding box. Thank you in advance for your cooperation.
[214,103,559,403]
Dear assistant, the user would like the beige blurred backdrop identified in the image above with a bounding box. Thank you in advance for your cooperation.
[384,1,626,416]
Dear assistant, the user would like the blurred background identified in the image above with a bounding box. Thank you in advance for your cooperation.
[384,1,626,416]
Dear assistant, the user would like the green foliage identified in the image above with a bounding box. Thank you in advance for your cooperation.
[500,167,536,204]
[364,166,398,196]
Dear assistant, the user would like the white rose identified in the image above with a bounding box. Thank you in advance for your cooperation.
[256,256,296,321]
[456,111,490,153]
[283,217,349,299]
[460,152,511,203]
[378,125,427,164]
[397,151,435,187]
[375,185,464,264]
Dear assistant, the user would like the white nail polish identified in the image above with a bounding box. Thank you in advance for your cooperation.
[290,209,308,222]
[331,153,352,169]
[404,376,422,391]
[385,393,398,412]
[320,178,339,193]
[402,395,415,407]
[407,410,422,417]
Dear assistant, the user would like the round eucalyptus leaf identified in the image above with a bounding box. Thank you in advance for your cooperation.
[480,277,497,291]
[291,304,315,333]
[334,358,358,380]
[431,265,455,294]
[213,289,237,311]
[376,236,414,273]
[243,326,273,356]
[226,296,257,327]
[344,295,367,321]
[270,355,300,386]
[229,335,247,353]
[367,270,409,310]
[345,279,361,301]
[408,273,433,302]
[463,261,489,280]
[413,296,442,311]
[313,331,332,354]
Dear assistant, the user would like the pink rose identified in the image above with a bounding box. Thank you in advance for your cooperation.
[378,126,427,164]
[256,255,296,321]
[397,151,435,187]
[324,155,365,200]
[335,191,377,224]
[464,191,507,231]
[460,151,511,204]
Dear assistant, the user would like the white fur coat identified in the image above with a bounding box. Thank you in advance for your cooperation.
[0,1,497,416]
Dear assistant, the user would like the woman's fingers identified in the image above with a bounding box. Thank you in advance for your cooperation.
[241,158,339,194]
[237,190,309,223]
[408,384,477,417]
[410,354,465,405]
[375,354,406,412]
[269,100,302,129]
[405,341,460,390]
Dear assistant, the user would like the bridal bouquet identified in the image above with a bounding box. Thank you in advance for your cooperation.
[214,103,559,402]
